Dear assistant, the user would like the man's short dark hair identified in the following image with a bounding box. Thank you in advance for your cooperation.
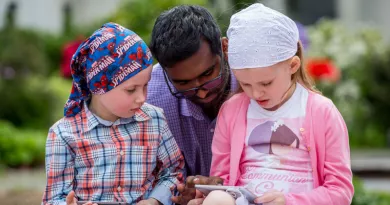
[150,5,222,68]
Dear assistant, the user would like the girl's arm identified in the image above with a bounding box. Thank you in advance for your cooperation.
[209,103,232,185]
[42,128,76,205]
[284,103,354,205]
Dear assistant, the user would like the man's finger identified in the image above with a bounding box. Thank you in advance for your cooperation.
[186,176,196,188]
[187,198,205,205]
[177,183,185,193]
[209,176,224,185]
[195,190,204,199]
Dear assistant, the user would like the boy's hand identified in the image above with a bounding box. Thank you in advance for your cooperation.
[254,190,286,205]
[66,191,97,205]
[66,191,78,205]
[171,175,224,205]
[137,198,161,205]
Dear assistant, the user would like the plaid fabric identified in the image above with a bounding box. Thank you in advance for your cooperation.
[147,64,237,177]
[43,103,184,205]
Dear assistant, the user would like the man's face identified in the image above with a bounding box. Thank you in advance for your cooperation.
[164,40,227,106]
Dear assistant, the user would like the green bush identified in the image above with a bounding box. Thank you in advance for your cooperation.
[0,120,46,167]
[307,19,389,148]
[0,77,56,129]
[0,28,50,77]
[0,26,73,130]
[352,177,390,205]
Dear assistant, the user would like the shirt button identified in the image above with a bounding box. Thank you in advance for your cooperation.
[307,146,311,151]
[210,128,215,133]
[119,150,125,156]
[299,128,305,132]
[117,186,122,191]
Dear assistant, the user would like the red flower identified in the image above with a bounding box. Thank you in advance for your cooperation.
[61,38,84,78]
[306,58,340,82]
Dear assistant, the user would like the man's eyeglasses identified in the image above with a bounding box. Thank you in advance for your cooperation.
[163,58,224,99]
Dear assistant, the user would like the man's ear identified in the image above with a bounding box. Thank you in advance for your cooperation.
[222,37,228,61]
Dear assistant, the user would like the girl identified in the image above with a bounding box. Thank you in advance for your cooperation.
[42,23,184,205]
[203,4,353,205]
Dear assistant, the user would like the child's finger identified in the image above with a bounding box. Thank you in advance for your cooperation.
[66,191,76,205]
[171,196,181,204]
[187,198,205,205]
[254,192,278,204]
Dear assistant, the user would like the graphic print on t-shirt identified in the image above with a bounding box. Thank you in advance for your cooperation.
[248,119,300,155]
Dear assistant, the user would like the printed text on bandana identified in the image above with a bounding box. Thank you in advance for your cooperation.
[90,33,115,54]
[112,61,142,86]
[116,35,142,57]
[87,56,115,81]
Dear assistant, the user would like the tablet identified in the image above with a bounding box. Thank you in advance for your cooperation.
[195,185,262,204]
[194,184,237,195]
[77,202,130,205]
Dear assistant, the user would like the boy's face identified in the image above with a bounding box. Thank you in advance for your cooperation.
[95,66,152,121]
[164,40,226,106]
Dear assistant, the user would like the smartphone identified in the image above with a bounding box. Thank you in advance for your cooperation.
[77,201,130,205]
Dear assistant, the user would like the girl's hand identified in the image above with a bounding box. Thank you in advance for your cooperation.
[136,198,161,205]
[254,190,286,205]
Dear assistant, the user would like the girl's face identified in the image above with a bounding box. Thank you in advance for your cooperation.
[233,57,300,111]
[91,65,152,121]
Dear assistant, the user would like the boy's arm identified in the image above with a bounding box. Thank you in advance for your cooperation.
[148,115,185,205]
[42,128,76,205]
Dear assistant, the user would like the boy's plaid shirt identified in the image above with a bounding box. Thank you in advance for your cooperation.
[42,103,184,205]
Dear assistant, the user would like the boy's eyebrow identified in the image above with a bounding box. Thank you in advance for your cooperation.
[124,76,151,88]
[171,63,216,83]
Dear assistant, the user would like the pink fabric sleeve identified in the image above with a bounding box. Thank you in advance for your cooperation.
[285,103,354,205]
[209,103,232,185]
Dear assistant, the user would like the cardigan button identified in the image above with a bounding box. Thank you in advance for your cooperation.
[299,128,305,132]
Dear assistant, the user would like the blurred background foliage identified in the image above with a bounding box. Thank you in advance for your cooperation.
[0,0,389,203]
[1,0,389,168]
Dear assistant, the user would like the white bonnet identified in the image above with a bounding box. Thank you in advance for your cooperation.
[227,3,299,69]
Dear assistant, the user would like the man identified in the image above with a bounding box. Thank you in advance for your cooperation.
[147,5,236,204]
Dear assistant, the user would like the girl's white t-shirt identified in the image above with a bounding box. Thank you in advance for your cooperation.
[236,83,314,197]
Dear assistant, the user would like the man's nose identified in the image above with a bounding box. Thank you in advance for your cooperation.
[196,89,209,99]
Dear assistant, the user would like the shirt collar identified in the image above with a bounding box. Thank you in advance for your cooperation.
[84,102,150,131]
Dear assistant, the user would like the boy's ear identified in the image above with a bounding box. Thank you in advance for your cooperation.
[222,37,228,61]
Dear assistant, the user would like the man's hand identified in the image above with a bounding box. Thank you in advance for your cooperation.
[171,175,224,205]
[137,198,162,205]
[66,191,97,205]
